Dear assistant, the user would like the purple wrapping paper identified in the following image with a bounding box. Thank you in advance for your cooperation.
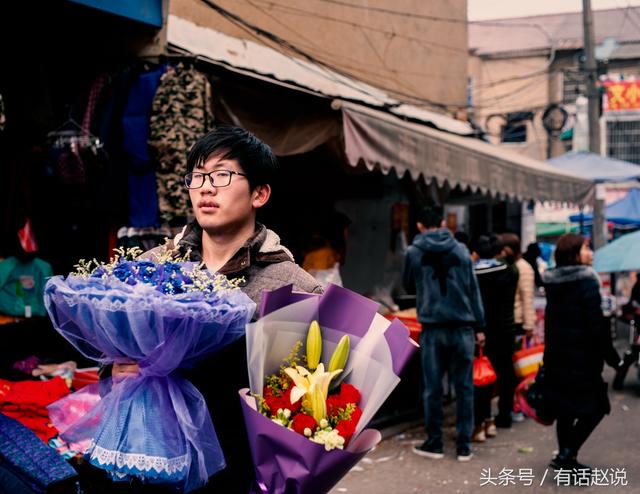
[244,284,418,493]
[258,283,418,380]
[240,390,381,494]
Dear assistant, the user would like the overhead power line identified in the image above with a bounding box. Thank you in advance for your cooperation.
[248,0,558,91]
[249,0,469,55]
[198,0,469,109]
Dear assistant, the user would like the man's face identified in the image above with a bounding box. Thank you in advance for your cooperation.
[189,153,265,234]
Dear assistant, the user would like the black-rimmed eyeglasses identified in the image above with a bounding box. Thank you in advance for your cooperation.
[184,170,248,189]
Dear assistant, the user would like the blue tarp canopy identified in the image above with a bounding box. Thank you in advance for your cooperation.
[594,230,640,273]
[66,0,163,27]
[546,151,640,183]
[569,189,640,226]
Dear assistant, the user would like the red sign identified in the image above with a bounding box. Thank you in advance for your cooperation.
[603,80,640,112]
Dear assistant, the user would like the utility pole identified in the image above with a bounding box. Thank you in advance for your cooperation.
[582,0,606,249]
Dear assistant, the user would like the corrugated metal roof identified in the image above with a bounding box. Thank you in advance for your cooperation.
[167,14,474,136]
[469,7,640,56]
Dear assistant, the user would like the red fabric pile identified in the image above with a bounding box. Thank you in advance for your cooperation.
[0,376,70,442]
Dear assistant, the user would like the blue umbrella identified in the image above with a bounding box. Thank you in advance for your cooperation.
[593,230,640,273]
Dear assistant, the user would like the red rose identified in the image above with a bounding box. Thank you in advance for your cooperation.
[351,406,363,424]
[291,413,317,436]
[326,394,343,417]
[335,418,357,444]
[263,385,302,415]
[339,383,361,405]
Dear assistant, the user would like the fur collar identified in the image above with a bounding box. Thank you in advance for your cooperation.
[542,265,600,285]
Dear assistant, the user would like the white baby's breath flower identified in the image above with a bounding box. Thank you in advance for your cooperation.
[283,409,291,419]
[319,418,329,429]
[304,427,312,437]
[310,428,345,451]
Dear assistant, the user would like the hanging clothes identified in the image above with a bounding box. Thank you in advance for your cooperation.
[0,257,53,318]
[115,225,173,252]
[122,65,167,228]
[149,64,213,224]
[90,67,139,228]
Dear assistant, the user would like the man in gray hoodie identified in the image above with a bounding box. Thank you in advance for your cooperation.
[403,207,485,461]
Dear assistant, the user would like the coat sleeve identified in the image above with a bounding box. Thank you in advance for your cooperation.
[402,248,416,295]
[583,278,620,369]
[519,261,536,331]
[468,259,486,329]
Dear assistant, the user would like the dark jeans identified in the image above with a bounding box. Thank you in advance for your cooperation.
[420,326,475,449]
[556,412,605,456]
[485,334,517,424]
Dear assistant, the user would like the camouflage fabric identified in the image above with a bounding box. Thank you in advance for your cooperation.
[149,64,212,222]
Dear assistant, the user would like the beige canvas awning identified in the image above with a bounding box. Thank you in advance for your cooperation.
[341,103,594,205]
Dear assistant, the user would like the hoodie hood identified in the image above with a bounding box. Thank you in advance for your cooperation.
[412,228,458,254]
[543,265,600,285]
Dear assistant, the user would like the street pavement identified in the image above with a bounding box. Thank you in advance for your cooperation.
[331,336,639,494]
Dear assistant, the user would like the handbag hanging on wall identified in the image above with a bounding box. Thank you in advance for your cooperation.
[473,346,497,387]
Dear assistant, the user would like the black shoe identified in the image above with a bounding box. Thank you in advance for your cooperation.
[549,456,574,470]
[456,445,473,462]
[549,447,576,470]
[412,440,444,459]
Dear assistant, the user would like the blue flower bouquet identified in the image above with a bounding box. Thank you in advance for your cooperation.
[44,248,256,492]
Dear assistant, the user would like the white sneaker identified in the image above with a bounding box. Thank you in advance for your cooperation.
[457,451,474,462]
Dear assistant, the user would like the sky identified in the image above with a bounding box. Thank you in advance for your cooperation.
[468,0,640,21]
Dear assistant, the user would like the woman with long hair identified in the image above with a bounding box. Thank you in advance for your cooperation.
[542,233,621,470]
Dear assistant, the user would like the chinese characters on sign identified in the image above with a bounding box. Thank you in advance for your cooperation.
[603,80,640,112]
[480,467,628,487]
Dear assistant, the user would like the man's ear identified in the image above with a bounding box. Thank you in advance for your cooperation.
[416,222,427,233]
[252,184,271,209]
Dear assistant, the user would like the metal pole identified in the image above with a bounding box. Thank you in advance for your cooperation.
[583,0,606,249]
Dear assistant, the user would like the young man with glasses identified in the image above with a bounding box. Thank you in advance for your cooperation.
[113,126,322,493]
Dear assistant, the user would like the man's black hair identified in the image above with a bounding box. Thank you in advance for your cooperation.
[416,206,444,229]
[187,126,279,190]
[473,234,502,259]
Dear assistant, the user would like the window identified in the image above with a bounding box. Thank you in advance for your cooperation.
[501,112,533,143]
[563,68,586,105]
[606,118,640,165]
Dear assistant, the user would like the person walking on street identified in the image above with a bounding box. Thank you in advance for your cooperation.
[502,234,535,338]
[543,233,621,471]
[473,235,519,436]
[502,233,535,423]
[403,207,485,462]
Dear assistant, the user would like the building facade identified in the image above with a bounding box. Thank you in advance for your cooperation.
[469,7,640,162]
[170,0,469,113]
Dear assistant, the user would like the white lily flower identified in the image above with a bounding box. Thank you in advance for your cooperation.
[284,363,343,422]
